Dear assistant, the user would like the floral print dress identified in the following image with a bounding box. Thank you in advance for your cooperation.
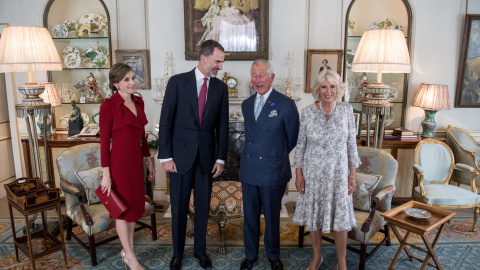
[292,102,361,233]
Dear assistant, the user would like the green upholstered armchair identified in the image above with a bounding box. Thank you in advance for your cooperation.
[413,138,480,232]
[446,125,480,193]
[56,143,157,266]
[298,147,398,270]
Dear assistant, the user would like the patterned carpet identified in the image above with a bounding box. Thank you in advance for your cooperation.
[0,216,479,269]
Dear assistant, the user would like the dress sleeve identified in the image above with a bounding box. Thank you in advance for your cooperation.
[292,108,308,168]
[100,100,113,167]
[346,104,361,169]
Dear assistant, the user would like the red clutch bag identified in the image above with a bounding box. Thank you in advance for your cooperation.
[95,187,128,219]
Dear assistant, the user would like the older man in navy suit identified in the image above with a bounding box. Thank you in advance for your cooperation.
[158,40,229,270]
[239,59,300,270]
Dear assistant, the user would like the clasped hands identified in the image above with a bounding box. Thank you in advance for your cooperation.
[162,160,224,178]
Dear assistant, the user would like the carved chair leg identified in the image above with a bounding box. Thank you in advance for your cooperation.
[359,243,367,270]
[66,217,72,241]
[384,224,391,246]
[151,212,157,241]
[217,220,227,255]
[473,207,479,232]
[89,234,97,266]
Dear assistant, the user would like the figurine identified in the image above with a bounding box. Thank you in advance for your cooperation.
[68,101,83,135]
[85,72,103,103]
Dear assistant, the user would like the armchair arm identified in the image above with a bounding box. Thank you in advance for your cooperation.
[80,204,93,226]
[373,185,396,212]
[60,181,87,204]
[145,195,153,205]
[413,164,424,173]
[454,163,475,172]
[361,198,378,233]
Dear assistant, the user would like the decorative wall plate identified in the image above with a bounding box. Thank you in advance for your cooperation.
[64,52,81,68]
[61,88,76,103]
[79,13,105,33]
[63,19,78,32]
[76,24,91,38]
[91,53,108,68]
[92,112,100,124]
[59,115,69,128]
[52,24,68,38]
[386,86,398,102]
[62,46,80,58]
[81,113,89,126]
[74,79,86,91]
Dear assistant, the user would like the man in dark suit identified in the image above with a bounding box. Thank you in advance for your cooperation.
[239,59,300,270]
[158,40,229,270]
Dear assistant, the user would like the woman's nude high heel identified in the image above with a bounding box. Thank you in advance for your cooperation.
[123,253,145,270]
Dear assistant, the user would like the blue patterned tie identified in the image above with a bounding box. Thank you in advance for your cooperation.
[255,95,264,121]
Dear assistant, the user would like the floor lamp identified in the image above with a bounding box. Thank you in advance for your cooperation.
[352,29,411,148]
[0,26,62,186]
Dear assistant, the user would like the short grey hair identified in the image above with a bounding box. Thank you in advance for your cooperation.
[250,59,274,77]
[311,70,346,102]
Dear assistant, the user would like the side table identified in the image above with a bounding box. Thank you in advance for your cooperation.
[5,178,67,269]
[381,201,455,270]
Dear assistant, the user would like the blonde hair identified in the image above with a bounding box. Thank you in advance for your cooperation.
[311,70,346,102]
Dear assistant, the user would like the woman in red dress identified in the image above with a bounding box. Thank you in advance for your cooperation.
[99,63,155,270]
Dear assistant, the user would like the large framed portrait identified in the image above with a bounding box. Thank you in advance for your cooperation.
[184,0,269,61]
[455,14,480,107]
[115,50,151,90]
[305,49,343,93]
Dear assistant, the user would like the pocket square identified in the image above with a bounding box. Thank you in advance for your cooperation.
[269,110,278,117]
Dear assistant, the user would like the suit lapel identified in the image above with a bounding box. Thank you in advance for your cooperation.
[250,90,280,139]
[185,69,200,126]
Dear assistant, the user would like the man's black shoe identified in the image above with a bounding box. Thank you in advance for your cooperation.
[194,253,213,269]
[170,256,182,270]
[240,258,258,270]
[269,259,283,270]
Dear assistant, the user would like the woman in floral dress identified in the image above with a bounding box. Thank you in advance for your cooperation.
[293,70,361,270]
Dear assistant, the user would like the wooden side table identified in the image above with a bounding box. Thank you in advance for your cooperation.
[5,178,67,270]
[381,201,455,270]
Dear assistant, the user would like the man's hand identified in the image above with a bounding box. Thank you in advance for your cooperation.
[162,160,177,173]
[211,162,224,178]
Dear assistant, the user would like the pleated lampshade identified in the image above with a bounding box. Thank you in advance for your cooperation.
[40,83,61,107]
[352,29,411,74]
[412,84,451,111]
[0,26,61,73]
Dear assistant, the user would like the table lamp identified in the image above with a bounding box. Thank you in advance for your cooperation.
[39,82,61,136]
[412,83,451,138]
[0,26,62,186]
[352,29,411,148]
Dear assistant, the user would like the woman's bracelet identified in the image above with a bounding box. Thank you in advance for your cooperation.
[348,175,356,182]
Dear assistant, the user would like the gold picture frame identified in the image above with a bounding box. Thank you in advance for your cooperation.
[115,50,151,90]
[305,49,343,93]
[184,0,269,61]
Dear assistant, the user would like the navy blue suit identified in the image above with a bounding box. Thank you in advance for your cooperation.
[239,89,299,261]
[158,68,229,258]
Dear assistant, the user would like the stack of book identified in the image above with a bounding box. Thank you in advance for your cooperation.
[392,128,417,139]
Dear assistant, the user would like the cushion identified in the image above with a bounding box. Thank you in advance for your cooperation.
[352,172,382,211]
[75,166,103,205]
[414,184,480,205]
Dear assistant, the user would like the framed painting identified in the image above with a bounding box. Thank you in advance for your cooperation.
[305,49,343,93]
[353,109,362,139]
[115,50,151,89]
[455,14,480,107]
[184,0,269,61]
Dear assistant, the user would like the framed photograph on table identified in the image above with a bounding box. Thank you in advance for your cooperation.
[455,14,480,107]
[305,49,343,93]
[353,109,362,139]
[183,0,269,61]
[115,50,151,89]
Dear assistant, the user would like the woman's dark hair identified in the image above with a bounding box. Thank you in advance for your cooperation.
[109,63,133,92]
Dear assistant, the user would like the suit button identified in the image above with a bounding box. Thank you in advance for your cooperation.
[247,155,250,158]
[249,142,252,144]
[259,157,262,159]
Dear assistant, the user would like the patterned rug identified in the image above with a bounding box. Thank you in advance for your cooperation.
[0,216,479,269]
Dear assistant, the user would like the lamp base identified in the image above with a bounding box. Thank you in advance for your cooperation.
[421,109,438,138]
